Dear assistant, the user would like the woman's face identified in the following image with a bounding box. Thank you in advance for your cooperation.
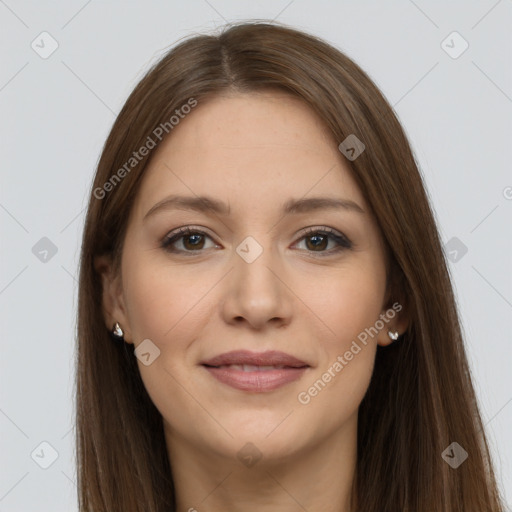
[99,91,404,464]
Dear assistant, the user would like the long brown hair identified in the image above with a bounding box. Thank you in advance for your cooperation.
[76,21,505,511]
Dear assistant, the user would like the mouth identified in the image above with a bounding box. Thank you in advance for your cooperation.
[200,350,310,392]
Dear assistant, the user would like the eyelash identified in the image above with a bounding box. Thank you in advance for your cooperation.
[160,226,352,257]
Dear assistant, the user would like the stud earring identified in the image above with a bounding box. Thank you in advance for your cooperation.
[388,330,400,341]
[111,322,124,339]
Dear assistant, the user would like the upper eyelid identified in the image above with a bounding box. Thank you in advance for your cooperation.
[164,225,346,239]
[162,225,350,249]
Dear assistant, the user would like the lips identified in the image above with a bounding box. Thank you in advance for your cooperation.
[211,364,288,371]
[201,350,310,392]
[201,350,309,368]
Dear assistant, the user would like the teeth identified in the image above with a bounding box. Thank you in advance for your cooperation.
[217,364,287,371]
[242,364,260,371]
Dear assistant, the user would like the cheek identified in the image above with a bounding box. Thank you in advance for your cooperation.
[120,252,216,432]
[302,259,386,347]
[122,250,213,345]
[296,341,376,437]
[293,260,385,416]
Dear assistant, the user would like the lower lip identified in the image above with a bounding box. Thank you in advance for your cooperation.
[202,366,308,392]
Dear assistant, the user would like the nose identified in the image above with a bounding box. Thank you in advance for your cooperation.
[220,239,294,331]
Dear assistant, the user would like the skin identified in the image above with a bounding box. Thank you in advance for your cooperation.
[96,91,409,511]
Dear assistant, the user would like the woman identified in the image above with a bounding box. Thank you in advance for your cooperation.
[76,21,506,511]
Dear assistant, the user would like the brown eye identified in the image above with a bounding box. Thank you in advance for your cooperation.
[161,226,351,256]
[161,228,216,253]
[295,227,352,255]
[182,233,205,250]
[304,233,329,251]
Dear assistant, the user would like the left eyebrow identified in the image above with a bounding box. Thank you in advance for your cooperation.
[143,194,366,221]
[282,196,365,215]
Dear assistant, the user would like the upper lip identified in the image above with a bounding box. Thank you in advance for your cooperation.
[201,350,309,368]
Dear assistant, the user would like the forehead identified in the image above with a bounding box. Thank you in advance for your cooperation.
[133,92,367,217]
[170,91,333,148]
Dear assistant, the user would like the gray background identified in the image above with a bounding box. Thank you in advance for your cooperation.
[1,1,511,510]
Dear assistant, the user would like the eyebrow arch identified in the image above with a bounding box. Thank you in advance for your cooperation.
[143,194,365,221]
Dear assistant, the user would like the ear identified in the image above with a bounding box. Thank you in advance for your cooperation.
[94,254,133,344]
[376,271,410,347]
[376,299,410,347]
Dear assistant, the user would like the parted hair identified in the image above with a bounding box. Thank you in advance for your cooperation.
[76,21,505,511]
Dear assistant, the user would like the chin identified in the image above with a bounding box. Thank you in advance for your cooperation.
[226,415,311,454]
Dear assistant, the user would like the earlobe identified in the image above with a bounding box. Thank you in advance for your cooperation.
[94,254,132,343]
[376,297,410,347]
[387,330,400,342]
[377,325,407,347]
